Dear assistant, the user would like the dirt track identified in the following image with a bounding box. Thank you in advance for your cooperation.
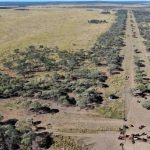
[122,10,150,150]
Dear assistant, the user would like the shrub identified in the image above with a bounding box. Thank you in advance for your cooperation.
[21,131,35,148]
[135,83,147,93]
[16,120,32,133]
[29,101,42,109]
[76,97,88,108]
[21,100,32,109]
[142,100,150,110]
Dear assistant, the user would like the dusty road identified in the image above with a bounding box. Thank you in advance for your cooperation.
[122,10,150,150]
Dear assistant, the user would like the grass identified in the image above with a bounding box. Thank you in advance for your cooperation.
[0,7,115,57]
[52,135,89,150]
[97,74,125,119]
[0,99,43,110]
[104,74,125,99]
[57,127,120,134]
[96,100,124,119]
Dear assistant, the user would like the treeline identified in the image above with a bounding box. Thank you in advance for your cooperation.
[101,10,111,14]
[91,10,127,74]
[133,49,150,110]
[133,10,150,52]
[0,10,127,108]
[88,19,107,24]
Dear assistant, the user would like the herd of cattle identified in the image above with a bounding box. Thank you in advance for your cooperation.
[118,124,150,146]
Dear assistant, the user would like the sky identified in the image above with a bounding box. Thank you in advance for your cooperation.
[0,0,150,2]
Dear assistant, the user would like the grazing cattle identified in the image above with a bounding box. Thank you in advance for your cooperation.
[147,135,150,139]
[144,96,147,99]
[119,128,125,135]
[125,135,130,138]
[33,121,42,126]
[50,109,59,114]
[130,124,134,127]
[141,132,147,136]
[139,125,146,129]
[35,127,46,132]
[124,118,127,121]
[136,137,142,141]
[132,139,135,144]
[118,136,125,140]
[134,133,140,137]
[123,125,129,129]
[137,100,141,103]
[120,143,124,147]
[142,138,147,142]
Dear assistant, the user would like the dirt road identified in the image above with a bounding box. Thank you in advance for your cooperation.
[122,10,150,150]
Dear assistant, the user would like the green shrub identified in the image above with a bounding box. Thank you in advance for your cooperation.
[136,83,147,93]
[142,100,150,110]
[16,120,32,133]
[21,131,35,148]
[29,101,42,109]
[21,100,32,109]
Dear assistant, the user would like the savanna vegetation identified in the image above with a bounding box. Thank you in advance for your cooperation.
[133,10,150,52]
[0,10,127,110]
[133,10,150,109]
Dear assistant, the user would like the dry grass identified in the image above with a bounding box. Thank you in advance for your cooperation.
[0,7,115,57]
[104,74,125,99]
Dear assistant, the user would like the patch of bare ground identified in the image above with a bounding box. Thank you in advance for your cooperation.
[81,132,121,150]
[0,97,123,150]
[0,98,123,134]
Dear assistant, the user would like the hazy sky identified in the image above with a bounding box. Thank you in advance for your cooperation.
[0,0,150,2]
[1,0,150,2]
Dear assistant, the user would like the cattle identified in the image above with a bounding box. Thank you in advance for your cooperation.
[130,124,134,127]
[33,121,42,126]
[123,125,129,129]
[139,125,146,129]
[142,138,147,142]
[35,126,46,132]
[118,136,126,140]
[141,132,147,136]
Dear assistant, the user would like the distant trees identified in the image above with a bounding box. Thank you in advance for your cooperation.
[133,10,150,52]
[101,10,111,14]
[91,10,127,74]
[88,19,107,24]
